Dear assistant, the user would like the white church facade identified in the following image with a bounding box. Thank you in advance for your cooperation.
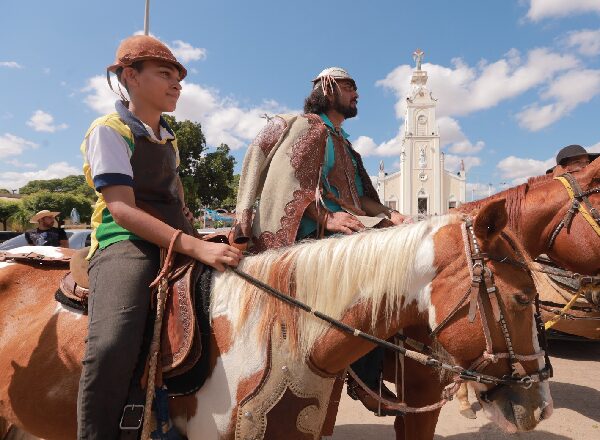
[376,50,467,216]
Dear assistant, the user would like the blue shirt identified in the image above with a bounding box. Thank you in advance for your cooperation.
[296,113,364,240]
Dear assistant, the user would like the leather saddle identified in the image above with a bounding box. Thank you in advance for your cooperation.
[58,246,203,378]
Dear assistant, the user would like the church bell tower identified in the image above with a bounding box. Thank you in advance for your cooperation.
[399,49,443,216]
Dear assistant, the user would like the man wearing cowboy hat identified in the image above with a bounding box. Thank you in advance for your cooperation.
[25,210,69,248]
[234,67,407,416]
[548,144,600,175]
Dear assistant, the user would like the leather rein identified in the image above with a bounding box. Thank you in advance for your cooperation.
[231,217,552,412]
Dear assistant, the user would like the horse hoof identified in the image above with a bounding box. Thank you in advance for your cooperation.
[460,408,477,419]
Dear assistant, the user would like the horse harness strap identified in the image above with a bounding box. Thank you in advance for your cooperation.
[429,219,551,391]
[547,173,600,249]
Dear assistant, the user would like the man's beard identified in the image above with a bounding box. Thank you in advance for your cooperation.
[333,97,358,119]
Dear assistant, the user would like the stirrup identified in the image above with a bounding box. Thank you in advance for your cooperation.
[119,404,144,430]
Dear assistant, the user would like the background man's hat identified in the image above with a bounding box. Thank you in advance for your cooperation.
[107,35,187,80]
[312,67,356,89]
[30,210,60,224]
[556,144,599,165]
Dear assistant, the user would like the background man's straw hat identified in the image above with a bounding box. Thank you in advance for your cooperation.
[30,210,60,224]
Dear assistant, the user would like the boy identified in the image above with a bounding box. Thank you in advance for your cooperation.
[78,35,242,439]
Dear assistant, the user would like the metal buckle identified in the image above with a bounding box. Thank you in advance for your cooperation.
[119,404,144,430]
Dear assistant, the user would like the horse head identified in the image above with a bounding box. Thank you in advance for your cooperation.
[430,199,553,432]
[542,155,600,275]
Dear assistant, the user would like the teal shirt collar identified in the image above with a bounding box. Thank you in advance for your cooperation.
[319,113,350,139]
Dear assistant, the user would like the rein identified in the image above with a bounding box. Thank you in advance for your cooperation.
[230,218,552,412]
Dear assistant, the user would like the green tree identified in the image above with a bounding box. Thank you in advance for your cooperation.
[21,191,93,225]
[197,144,236,208]
[163,115,237,212]
[0,188,11,195]
[19,175,95,200]
[164,115,205,214]
[0,199,21,230]
[222,174,240,209]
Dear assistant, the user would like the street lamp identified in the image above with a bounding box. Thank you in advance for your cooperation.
[144,0,150,35]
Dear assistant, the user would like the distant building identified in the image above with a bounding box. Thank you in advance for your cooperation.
[376,50,467,216]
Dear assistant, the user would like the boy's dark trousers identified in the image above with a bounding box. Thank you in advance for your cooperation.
[77,240,160,440]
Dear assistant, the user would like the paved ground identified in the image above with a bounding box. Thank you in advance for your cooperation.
[329,339,600,440]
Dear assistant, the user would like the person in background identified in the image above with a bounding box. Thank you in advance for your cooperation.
[548,144,599,175]
[25,210,69,248]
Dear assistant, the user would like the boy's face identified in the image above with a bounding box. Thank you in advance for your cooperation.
[125,60,182,112]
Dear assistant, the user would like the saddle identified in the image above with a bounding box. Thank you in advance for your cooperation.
[57,246,205,378]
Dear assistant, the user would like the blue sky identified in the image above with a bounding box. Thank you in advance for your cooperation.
[1,0,599,199]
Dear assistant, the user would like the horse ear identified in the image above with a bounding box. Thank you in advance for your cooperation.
[473,198,508,244]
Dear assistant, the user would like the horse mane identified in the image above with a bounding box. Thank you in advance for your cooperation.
[457,173,554,234]
[213,215,460,359]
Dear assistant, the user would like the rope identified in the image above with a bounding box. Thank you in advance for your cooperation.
[544,291,583,330]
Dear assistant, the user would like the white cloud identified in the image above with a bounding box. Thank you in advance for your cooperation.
[26,110,68,133]
[0,133,38,159]
[170,40,207,63]
[82,76,123,114]
[5,159,36,169]
[376,48,578,119]
[82,76,297,150]
[496,155,555,183]
[588,141,600,153]
[564,29,600,56]
[352,136,378,156]
[527,0,600,21]
[0,61,22,69]
[448,140,485,154]
[444,154,481,172]
[495,140,600,185]
[132,32,207,64]
[0,162,80,191]
[517,69,600,130]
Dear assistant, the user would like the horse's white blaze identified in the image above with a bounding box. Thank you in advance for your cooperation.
[475,309,553,432]
[531,309,553,419]
[184,272,267,439]
[7,245,66,259]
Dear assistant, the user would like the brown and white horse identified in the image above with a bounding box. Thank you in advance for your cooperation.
[392,158,600,440]
[0,200,551,439]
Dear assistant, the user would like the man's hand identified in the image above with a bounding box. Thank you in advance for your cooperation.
[390,210,412,225]
[326,212,365,235]
[194,240,242,272]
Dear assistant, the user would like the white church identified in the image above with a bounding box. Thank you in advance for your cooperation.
[376,49,467,216]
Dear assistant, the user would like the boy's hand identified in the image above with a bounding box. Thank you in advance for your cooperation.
[196,240,243,272]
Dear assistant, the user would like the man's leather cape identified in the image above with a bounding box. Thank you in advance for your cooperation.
[233,113,381,252]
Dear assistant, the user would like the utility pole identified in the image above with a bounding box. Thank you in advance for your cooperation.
[144,0,150,35]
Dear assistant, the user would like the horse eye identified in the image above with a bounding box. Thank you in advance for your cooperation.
[514,294,531,306]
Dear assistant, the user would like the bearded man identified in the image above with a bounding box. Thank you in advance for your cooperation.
[233,67,407,415]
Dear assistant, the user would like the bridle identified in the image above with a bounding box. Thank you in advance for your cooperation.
[546,172,600,250]
[429,219,552,402]
[231,217,552,412]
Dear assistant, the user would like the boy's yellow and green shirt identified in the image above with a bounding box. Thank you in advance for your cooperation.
[81,101,179,259]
